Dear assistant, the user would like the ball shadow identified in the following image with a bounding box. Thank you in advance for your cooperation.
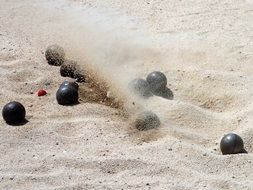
[58,101,80,106]
[6,119,29,126]
[153,87,174,100]
[240,148,248,154]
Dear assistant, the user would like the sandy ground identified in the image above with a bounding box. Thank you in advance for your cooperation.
[1,0,253,189]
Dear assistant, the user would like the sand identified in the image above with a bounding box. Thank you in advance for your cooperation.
[1,0,253,189]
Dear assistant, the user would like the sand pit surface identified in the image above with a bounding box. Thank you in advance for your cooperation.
[1,0,253,189]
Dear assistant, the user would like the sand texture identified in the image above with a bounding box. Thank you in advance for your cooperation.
[1,0,253,189]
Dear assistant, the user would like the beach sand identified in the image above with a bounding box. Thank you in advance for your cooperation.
[1,0,253,189]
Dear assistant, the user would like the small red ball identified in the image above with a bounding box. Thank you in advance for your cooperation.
[37,89,47,96]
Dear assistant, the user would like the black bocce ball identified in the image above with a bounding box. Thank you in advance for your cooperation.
[129,78,152,98]
[2,101,26,124]
[146,71,167,93]
[45,44,65,66]
[134,111,161,131]
[56,86,78,105]
[60,81,79,90]
[220,133,245,155]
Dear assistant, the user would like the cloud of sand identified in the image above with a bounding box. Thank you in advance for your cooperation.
[33,0,163,110]
[28,0,234,117]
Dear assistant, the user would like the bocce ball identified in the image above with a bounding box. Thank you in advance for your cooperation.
[56,86,78,105]
[146,71,167,93]
[220,133,245,155]
[2,101,26,124]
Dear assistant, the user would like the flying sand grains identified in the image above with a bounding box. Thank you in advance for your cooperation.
[134,111,161,131]
[60,60,86,82]
[60,60,77,78]
[45,44,65,66]
[129,78,152,98]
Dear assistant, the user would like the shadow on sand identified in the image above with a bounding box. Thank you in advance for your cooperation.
[6,119,29,127]
[153,87,174,100]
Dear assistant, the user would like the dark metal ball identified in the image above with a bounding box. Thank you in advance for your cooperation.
[45,44,65,66]
[2,101,26,124]
[60,81,79,90]
[56,86,78,105]
[134,111,161,131]
[146,71,167,93]
[129,78,152,98]
[220,133,244,155]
